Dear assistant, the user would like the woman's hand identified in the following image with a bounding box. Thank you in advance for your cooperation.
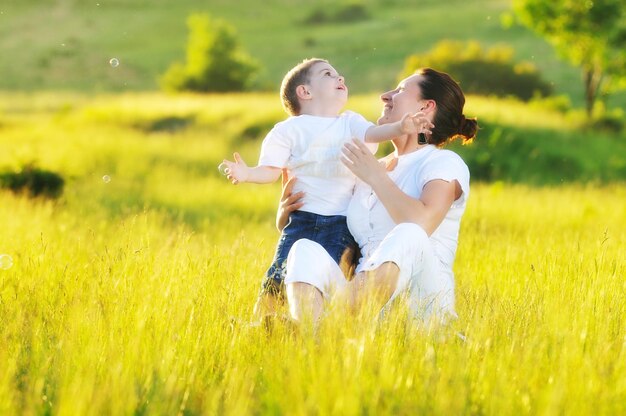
[341,139,389,186]
[276,169,304,232]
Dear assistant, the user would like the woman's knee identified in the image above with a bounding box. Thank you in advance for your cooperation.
[390,222,429,243]
[287,238,324,261]
[285,238,344,297]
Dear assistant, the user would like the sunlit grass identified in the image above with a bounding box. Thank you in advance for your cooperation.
[2,181,624,414]
[1,92,625,414]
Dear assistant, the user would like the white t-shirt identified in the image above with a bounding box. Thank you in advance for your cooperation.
[258,111,375,216]
[347,145,470,273]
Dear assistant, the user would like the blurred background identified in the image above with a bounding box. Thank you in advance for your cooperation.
[0,0,623,105]
[1,0,625,194]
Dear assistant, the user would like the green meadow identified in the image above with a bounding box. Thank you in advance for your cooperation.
[2,0,626,414]
[1,91,625,414]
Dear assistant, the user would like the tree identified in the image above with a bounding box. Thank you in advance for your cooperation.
[160,13,259,93]
[400,40,552,101]
[512,0,626,117]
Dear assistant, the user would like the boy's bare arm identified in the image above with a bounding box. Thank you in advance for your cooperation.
[364,112,433,143]
[245,166,282,184]
[221,152,282,185]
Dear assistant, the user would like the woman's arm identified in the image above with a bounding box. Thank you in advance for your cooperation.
[341,139,459,236]
[276,169,305,231]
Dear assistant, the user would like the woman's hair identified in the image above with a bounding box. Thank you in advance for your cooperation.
[280,58,327,116]
[415,68,478,146]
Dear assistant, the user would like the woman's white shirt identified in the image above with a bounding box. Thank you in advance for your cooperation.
[347,145,470,273]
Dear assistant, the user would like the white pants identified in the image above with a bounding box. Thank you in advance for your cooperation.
[285,223,456,322]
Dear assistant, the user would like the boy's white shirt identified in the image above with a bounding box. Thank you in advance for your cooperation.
[259,111,377,216]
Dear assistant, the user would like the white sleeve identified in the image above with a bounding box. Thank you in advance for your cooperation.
[419,151,470,206]
[346,111,378,153]
[258,126,292,168]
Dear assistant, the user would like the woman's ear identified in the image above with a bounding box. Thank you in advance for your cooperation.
[296,85,311,100]
[422,99,436,113]
[420,100,437,114]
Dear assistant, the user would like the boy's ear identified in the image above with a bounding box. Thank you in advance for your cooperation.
[296,85,311,100]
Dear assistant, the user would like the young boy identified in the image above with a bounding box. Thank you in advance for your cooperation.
[219,58,431,318]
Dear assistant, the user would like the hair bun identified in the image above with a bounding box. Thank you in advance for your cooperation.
[459,115,478,144]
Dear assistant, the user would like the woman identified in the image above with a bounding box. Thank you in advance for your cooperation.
[280,68,478,324]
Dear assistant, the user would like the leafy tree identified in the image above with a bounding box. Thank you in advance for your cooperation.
[512,0,626,117]
[400,40,552,101]
[161,13,259,93]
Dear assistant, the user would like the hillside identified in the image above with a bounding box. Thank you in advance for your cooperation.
[4,0,623,110]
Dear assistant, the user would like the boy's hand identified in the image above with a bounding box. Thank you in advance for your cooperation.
[399,112,434,136]
[220,152,249,185]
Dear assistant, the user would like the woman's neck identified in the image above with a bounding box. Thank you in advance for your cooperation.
[392,134,428,156]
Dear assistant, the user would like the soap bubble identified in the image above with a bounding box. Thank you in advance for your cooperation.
[0,254,13,270]
[218,163,229,176]
[102,175,111,183]
[109,58,119,68]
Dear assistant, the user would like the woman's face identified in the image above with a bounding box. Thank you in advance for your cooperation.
[377,74,424,125]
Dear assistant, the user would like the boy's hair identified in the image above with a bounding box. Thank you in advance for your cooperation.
[280,58,327,116]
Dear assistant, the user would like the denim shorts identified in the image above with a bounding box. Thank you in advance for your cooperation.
[261,210,357,297]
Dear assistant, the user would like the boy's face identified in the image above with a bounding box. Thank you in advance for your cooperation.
[303,62,348,108]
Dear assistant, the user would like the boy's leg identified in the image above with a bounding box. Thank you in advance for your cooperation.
[253,211,314,322]
[252,290,282,321]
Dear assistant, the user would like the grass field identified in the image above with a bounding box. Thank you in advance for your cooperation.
[1,91,625,414]
[3,0,625,110]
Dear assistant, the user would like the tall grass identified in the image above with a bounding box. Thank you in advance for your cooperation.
[2,182,624,414]
[1,92,624,414]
